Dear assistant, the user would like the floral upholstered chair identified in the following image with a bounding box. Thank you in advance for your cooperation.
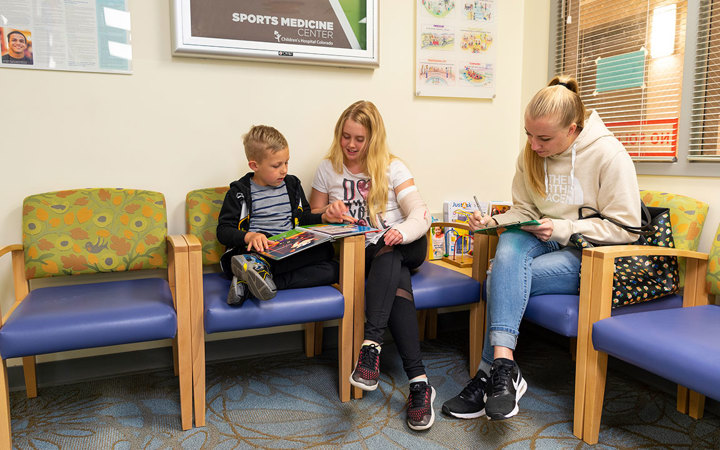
[0,188,193,446]
[184,187,361,426]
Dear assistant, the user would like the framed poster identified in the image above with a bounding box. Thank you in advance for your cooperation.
[0,0,131,74]
[415,0,497,99]
[171,0,378,69]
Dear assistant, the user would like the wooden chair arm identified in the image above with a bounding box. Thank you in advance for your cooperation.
[182,233,202,249]
[581,245,708,261]
[0,244,22,258]
[166,235,190,314]
[1,244,28,326]
[582,245,709,307]
[580,244,709,327]
[432,221,472,232]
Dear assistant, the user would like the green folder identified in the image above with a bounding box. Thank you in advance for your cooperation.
[473,219,541,236]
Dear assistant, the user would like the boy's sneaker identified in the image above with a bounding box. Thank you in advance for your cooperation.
[485,358,527,420]
[407,381,436,431]
[226,276,250,306]
[231,254,277,301]
[349,344,381,391]
[441,369,489,419]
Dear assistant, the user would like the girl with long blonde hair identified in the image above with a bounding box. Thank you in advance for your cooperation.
[310,100,435,431]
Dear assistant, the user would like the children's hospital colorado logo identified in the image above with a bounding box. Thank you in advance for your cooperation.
[232,13,337,47]
[545,174,584,205]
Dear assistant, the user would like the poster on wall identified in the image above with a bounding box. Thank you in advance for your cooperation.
[415,0,496,99]
[0,0,131,74]
[171,0,378,69]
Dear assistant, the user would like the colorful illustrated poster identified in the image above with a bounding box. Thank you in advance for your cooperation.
[416,0,496,99]
[0,0,131,74]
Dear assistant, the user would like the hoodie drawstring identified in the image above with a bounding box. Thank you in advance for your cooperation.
[569,143,577,202]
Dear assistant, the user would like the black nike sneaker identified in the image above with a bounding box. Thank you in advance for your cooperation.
[441,369,489,419]
[484,358,527,420]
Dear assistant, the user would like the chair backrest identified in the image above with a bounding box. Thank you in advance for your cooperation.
[640,190,709,287]
[707,223,720,296]
[186,187,229,266]
[22,188,168,279]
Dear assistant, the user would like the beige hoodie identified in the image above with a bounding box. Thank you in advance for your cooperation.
[495,110,640,246]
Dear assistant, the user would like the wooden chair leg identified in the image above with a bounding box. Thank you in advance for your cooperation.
[426,309,438,340]
[172,338,179,376]
[338,316,352,402]
[417,310,427,341]
[0,360,12,448]
[688,390,705,419]
[582,349,608,445]
[176,331,193,431]
[352,236,366,400]
[569,337,577,362]
[304,322,316,358]
[468,302,484,378]
[22,356,37,399]
[184,234,206,427]
[677,385,689,414]
[314,322,324,356]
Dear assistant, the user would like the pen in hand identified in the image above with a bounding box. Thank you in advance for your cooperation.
[472,195,490,228]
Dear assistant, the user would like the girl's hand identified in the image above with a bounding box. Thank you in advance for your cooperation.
[325,200,356,223]
[384,228,404,246]
[468,211,495,230]
[521,217,553,241]
[245,231,270,251]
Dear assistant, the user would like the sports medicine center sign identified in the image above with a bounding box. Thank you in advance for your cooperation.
[172,0,378,68]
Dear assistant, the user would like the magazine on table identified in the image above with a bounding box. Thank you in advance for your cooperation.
[258,224,381,260]
[473,219,541,236]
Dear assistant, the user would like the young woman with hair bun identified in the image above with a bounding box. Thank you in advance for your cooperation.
[443,75,641,421]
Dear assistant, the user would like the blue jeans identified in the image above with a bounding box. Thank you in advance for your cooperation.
[480,229,581,373]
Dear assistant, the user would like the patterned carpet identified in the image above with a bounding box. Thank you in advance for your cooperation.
[9,328,720,449]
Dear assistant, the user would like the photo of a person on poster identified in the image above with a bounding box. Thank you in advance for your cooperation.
[2,29,34,65]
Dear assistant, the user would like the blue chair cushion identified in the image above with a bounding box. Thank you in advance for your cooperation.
[523,293,683,337]
[412,262,481,310]
[593,304,720,401]
[0,278,177,359]
[202,273,345,334]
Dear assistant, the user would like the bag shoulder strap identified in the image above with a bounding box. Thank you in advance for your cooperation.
[577,202,654,236]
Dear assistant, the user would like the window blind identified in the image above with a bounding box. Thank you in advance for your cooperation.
[689,0,720,161]
[554,0,687,161]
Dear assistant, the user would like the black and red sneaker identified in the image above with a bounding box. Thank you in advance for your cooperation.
[349,344,381,391]
[407,381,436,431]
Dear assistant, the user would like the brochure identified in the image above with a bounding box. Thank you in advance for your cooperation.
[259,224,381,260]
[473,219,541,236]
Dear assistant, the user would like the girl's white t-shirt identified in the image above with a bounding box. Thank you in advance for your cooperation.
[312,159,413,244]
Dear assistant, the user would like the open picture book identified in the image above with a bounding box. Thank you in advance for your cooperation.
[258,224,381,260]
[473,219,541,236]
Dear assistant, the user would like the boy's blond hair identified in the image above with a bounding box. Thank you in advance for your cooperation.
[243,125,288,162]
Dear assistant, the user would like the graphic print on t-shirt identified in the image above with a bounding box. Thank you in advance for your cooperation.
[342,178,389,228]
[343,178,370,226]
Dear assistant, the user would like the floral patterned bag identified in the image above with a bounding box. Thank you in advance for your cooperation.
[568,203,679,308]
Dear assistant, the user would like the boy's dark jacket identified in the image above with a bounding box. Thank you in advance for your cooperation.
[216,172,323,253]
